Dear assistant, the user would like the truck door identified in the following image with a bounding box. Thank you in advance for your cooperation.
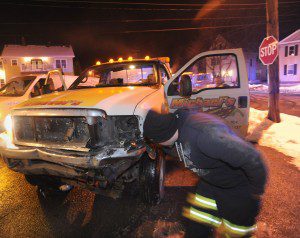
[165,49,249,137]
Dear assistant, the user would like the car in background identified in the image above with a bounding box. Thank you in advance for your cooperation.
[0,70,77,131]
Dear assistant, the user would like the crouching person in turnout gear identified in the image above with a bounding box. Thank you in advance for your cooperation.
[143,109,268,238]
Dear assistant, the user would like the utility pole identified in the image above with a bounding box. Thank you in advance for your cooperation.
[266,0,280,122]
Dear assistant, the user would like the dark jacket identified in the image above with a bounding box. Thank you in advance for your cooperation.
[173,109,267,196]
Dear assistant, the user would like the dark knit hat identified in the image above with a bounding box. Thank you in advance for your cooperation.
[143,110,178,143]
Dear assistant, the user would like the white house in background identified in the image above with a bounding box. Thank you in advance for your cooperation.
[244,51,267,83]
[0,44,75,84]
[279,29,300,83]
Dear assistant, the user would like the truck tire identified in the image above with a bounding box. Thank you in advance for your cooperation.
[139,150,165,204]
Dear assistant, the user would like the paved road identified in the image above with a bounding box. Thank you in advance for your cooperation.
[250,93,300,117]
[0,94,299,238]
[0,158,195,238]
[1,146,299,238]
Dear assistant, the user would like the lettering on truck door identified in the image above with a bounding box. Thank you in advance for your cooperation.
[165,49,250,137]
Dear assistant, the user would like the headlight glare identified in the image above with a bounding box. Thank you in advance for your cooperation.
[4,114,12,132]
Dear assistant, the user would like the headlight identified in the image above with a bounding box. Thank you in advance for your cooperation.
[0,114,16,149]
[4,114,12,133]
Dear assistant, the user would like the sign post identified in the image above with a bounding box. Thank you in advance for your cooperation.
[259,35,280,122]
[262,0,280,123]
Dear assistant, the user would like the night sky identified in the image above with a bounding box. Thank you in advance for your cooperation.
[0,0,299,70]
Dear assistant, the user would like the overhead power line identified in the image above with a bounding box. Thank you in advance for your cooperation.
[119,21,296,34]
[0,2,267,11]
[0,13,297,25]
[31,0,267,6]
[31,0,300,6]
[0,19,296,37]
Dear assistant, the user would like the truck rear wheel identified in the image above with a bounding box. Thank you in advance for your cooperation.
[139,150,165,204]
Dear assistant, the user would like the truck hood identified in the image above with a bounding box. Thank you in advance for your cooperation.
[14,87,159,115]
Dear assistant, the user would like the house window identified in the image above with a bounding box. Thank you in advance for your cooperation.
[288,45,298,56]
[11,59,18,66]
[250,59,253,67]
[287,64,297,75]
[55,59,67,69]
[56,60,61,68]
[31,59,43,70]
[61,60,67,69]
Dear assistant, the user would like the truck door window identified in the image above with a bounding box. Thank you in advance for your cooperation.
[168,54,240,96]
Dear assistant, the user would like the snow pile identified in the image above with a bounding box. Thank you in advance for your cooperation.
[249,83,300,94]
[249,84,269,92]
[247,108,300,169]
[280,84,300,94]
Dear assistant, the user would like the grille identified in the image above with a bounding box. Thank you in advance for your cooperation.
[13,116,90,148]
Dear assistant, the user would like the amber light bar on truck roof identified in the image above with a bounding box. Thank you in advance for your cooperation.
[95,56,170,65]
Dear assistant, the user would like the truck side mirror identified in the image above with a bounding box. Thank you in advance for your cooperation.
[179,75,192,97]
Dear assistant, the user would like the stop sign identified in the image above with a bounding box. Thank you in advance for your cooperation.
[259,36,278,65]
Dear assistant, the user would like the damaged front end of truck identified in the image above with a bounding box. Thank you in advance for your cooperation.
[1,108,164,202]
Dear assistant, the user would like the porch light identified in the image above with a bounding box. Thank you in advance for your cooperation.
[24,57,32,63]
[0,70,5,79]
[109,59,114,63]
[118,57,123,62]
[145,56,150,60]
[128,56,133,61]
[129,65,135,69]
[96,61,101,65]
[41,57,48,62]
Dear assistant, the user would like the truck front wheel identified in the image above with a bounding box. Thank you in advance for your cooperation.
[139,150,165,204]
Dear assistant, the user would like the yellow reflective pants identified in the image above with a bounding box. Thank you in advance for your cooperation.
[183,193,257,238]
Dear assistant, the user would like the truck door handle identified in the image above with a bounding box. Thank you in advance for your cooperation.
[238,96,248,108]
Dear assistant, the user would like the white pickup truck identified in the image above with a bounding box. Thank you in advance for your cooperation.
[1,49,249,203]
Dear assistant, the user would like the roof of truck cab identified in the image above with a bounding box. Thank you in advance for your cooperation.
[93,59,168,66]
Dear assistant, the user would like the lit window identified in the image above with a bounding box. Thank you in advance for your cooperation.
[11,59,18,66]
[31,59,43,70]
[289,46,295,56]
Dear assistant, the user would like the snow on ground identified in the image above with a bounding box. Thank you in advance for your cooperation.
[247,108,300,169]
[249,83,300,94]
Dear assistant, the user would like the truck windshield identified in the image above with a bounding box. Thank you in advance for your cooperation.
[0,76,36,97]
[70,62,158,89]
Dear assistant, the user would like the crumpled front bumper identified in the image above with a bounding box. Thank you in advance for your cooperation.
[1,144,146,182]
